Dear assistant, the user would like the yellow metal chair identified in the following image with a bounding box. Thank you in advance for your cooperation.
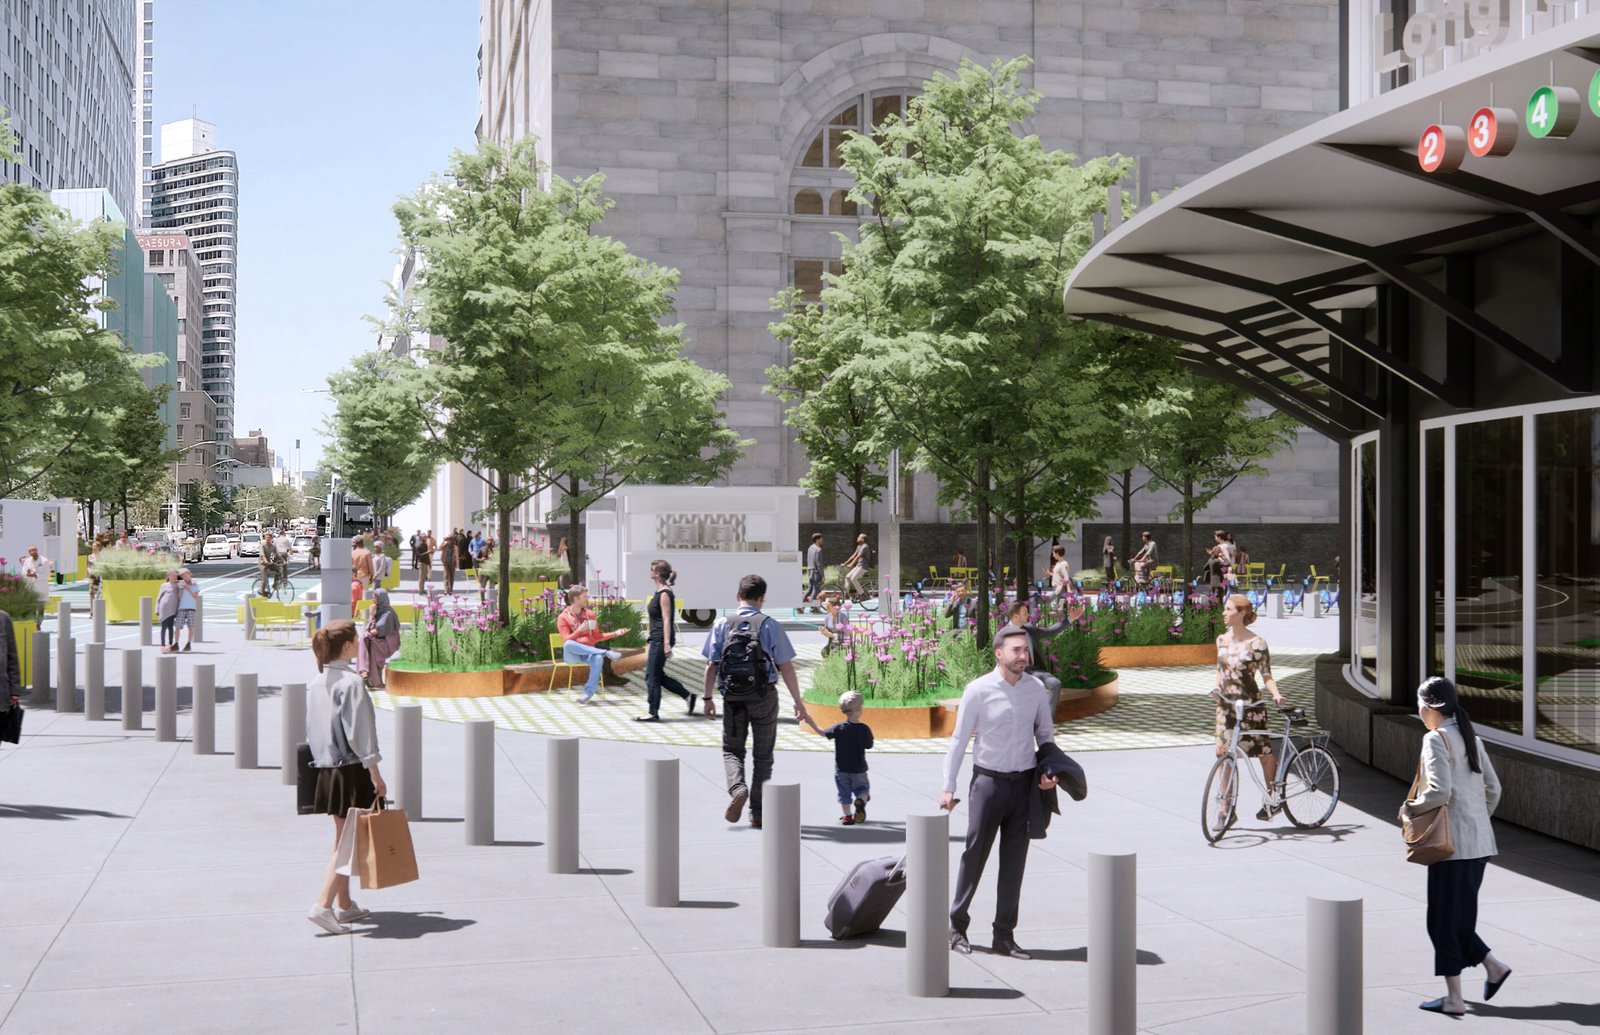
[547,633,585,692]
[1309,565,1331,591]
[927,565,943,588]
[1153,565,1174,579]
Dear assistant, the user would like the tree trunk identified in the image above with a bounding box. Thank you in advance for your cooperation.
[974,458,991,650]
[566,477,584,589]
[851,469,864,540]
[496,475,513,622]
[1012,478,1030,594]
[1118,468,1134,569]
[1182,474,1195,583]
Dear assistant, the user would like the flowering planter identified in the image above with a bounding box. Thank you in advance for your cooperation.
[102,579,165,624]
[1098,643,1216,667]
[385,646,647,698]
[801,674,1118,739]
[506,581,559,611]
[1054,674,1119,723]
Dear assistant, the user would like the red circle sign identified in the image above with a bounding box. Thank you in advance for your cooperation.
[1468,107,1518,157]
[1418,124,1465,173]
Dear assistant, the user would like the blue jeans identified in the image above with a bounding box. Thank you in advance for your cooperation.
[834,770,871,806]
[562,640,610,698]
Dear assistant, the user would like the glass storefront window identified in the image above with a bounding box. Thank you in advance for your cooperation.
[1455,417,1523,734]
[1424,427,1445,678]
[1534,410,1600,756]
[1354,439,1379,687]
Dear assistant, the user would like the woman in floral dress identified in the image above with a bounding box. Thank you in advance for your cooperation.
[1215,593,1286,825]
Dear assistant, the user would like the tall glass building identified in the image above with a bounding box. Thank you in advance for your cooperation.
[151,118,239,471]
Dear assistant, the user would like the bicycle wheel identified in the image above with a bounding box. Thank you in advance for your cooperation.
[1201,755,1239,843]
[272,576,296,604]
[1281,745,1341,828]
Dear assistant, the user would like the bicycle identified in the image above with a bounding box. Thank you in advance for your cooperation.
[257,562,295,604]
[1201,691,1341,843]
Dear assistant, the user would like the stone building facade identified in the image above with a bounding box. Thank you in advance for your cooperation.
[478,0,1343,565]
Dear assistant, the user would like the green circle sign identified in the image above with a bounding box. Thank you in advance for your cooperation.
[1590,70,1600,117]
[1529,86,1561,137]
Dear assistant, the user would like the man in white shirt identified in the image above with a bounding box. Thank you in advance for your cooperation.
[940,625,1058,960]
[20,546,54,595]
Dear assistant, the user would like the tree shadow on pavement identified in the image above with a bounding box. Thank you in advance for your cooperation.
[1471,1001,1600,1026]
[1025,945,1165,965]
[358,911,476,940]
[0,802,131,821]
[949,988,1026,1000]
[801,822,961,845]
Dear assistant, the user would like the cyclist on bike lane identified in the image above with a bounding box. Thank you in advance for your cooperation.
[1215,593,1286,822]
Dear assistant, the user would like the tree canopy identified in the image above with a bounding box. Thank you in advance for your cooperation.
[322,350,437,525]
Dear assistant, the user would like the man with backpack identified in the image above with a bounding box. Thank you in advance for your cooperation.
[702,574,810,828]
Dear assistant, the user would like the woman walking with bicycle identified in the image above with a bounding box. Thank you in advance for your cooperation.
[1214,593,1285,826]
[1403,676,1510,1017]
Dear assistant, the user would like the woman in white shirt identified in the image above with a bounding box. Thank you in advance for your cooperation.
[1402,676,1512,1016]
[304,619,387,936]
[1048,545,1071,598]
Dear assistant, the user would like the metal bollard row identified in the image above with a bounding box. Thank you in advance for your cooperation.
[192,664,215,754]
[548,736,579,872]
[234,673,258,769]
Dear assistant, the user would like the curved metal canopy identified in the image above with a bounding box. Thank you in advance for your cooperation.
[1063,16,1600,440]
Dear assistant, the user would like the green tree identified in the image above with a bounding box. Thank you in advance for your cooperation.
[1137,373,1300,578]
[323,350,437,527]
[0,180,156,497]
[391,134,741,613]
[767,288,887,539]
[810,57,1140,643]
[185,479,226,532]
[302,469,334,515]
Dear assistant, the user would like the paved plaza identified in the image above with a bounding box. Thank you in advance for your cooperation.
[2,583,1598,1033]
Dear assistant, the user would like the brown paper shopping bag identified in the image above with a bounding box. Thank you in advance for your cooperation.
[357,799,420,889]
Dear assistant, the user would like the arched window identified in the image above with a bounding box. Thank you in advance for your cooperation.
[827,190,857,217]
[792,188,823,215]
[800,90,916,169]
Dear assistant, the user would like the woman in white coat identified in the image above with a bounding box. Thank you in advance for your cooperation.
[1402,676,1512,1016]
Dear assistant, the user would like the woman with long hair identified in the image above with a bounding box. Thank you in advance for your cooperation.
[557,585,624,704]
[1212,593,1286,828]
[304,619,386,935]
[1101,536,1117,583]
[1404,676,1510,1016]
[636,560,694,721]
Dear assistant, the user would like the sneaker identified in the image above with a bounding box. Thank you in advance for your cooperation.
[604,650,622,661]
[725,787,748,823]
[577,694,595,706]
[854,797,867,824]
[838,814,856,825]
[336,902,370,923]
[182,644,192,652]
[749,815,762,829]
[307,906,350,935]
[1256,795,1282,822]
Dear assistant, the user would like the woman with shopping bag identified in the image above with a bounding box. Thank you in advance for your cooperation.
[304,619,387,935]
[1401,676,1513,1016]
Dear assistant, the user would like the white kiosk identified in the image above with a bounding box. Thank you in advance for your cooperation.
[591,486,805,618]
[0,499,80,581]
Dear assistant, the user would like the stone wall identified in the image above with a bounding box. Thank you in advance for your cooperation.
[544,0,1343,487]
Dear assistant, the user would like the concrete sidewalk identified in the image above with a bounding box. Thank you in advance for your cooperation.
[2,625,1596,1033]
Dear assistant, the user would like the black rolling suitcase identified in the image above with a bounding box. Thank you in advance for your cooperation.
[296,743,317,815]
[823,854,907,939]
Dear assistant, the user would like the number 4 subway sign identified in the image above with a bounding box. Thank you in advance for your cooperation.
[1527,85,1580,138]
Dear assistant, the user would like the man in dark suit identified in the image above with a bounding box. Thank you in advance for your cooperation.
[0,609,23,733]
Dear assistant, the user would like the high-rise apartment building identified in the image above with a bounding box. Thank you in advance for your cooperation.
[0,0,138,222]
[140,230,220,486]
[150,118,239,446]
[139,0,154,229]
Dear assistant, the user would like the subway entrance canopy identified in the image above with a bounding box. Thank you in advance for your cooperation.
[1064,15,1600,849]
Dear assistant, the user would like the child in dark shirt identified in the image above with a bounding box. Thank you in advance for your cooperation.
[808,690,874,824]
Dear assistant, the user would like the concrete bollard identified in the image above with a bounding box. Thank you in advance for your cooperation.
[120,649,143,731]
[304,611,316,643]
[92,597,106,644]
[193,598,205,643]
[280,683,306,786]
[57,599,72,639]
[548,736,579,873]
[155,654,177,742]
[762,782,801,948]
[644,757,679,907]
[465,719,495,846]
[191,664,215,754]
[1307,898,1363,1035]
[1089,852,1138,1035]
[243,598,255,641]
[234,673,258,769]
[31,630,50,704]
[907,811,951,997]
[139,596,153,646]
[1310,590,1323,619]
[1273,590,1286,619]
[56,636,76,713]
[84,642,105,721]
[394,704,422,818]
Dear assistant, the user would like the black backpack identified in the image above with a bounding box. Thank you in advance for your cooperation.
[717,614,772,701]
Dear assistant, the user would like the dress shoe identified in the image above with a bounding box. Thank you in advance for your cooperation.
[992,936,1032,960]
[949,930,972,955]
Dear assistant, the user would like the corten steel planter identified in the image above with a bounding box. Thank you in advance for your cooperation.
[802,674,1119,740]
[385,646,647,698]
[11,619,37,688]
[101,579,165,624]
[1097,643,1216,667]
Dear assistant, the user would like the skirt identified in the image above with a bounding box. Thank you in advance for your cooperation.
[312,762,377,817]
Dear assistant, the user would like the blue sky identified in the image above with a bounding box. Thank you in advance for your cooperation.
[155,0,479,470]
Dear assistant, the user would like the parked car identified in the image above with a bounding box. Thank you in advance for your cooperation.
[238,532,262,557]
[178,537,203,563]
[202,534,232,560]
[225,533,240,553]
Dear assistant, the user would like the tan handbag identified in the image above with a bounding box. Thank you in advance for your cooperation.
[1402,735,1455,865]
